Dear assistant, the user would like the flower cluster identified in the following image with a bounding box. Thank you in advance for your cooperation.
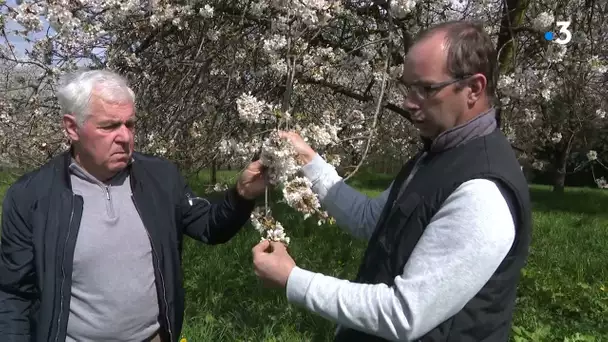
[252,142,332,244]
[391,0,417,19]
[251,208,290,244]
[259,131,302,185]
[230,90,339,244]
[533,12,555,30]
[268,0,343,27]
[236,93,276,124]
[282,177,325,221]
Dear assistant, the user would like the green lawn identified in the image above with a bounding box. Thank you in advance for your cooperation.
[1,170,607,342]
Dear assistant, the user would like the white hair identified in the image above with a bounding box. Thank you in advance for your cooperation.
[56,69,135,125]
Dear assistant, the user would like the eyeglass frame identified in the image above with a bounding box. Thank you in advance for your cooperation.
[395,74,475,100]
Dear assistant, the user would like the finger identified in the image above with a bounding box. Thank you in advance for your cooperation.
[246,160,261,169]
[247,162,261,173]
[269,241,287,253]
[278,130,296,140]
[252,239,270,255]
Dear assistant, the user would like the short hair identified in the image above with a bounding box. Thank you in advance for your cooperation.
[56,69,135,125]
[413,20,497,98]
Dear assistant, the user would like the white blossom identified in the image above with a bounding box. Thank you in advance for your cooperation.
[546,44,567,63]
[236,93,272,124]
[323,153,341,168]
[391,0,417,18]
[589,56,607,74]
[263,35,288,53]
[541,88,552,101]
[250,208,291,245]
[300,123,340,148]
[199,5,214,18]
[532,160,546,171]
[551,132,562,143]
[524,108,537,123]
[533,12,554,30]
[259,131,301,185]
[213,183,228,191]
[282,177,321,219]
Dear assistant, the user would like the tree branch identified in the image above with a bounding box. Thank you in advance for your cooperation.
[299,77,412,122]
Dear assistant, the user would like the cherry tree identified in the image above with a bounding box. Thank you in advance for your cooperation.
[496,1,608,192]
[1,0,606,242]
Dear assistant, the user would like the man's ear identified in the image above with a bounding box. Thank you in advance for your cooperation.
[467,73,487,104]
[63,114,80,142]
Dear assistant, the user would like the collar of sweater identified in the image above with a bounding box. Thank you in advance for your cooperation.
[422,107,497,153]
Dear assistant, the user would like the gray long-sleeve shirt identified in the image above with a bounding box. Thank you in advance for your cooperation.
[66,161,159,341]
[285,154,516,341]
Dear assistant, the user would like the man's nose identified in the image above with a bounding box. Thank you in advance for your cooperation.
[115,124,132,142]
[404,94,420,112]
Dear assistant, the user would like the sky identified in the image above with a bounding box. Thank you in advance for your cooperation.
[4,0,53,58]
[3,0,104,66]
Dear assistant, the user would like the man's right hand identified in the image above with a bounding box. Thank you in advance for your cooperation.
[278,131,317,165]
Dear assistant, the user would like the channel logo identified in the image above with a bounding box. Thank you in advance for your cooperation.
[544,21,572,45]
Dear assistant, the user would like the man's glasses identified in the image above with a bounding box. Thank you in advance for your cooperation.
[396,75,473,100]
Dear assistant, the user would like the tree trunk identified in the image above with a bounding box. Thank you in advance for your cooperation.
[496,0,530,74]
[552,147,569,193]
[495,0,530,129]
[211,159,217,184]
[553,168,566,193]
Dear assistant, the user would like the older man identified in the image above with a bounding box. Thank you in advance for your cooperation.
[0,69,266,342]
[253,21,532,341]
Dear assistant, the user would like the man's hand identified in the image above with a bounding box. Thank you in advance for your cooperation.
[236,160,266,200]
[252,240,296,288]
[278,131,317,165]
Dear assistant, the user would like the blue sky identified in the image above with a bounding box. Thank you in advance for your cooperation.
[4,0,52,58]
[4,0,105,66]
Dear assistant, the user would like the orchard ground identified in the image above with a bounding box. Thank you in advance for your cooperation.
[0,169,607,342]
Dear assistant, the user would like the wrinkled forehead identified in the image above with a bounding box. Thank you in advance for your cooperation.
[88,96,136,122]
[402,33,449,83]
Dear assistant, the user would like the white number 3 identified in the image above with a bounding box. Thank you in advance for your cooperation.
[555,21,572,45]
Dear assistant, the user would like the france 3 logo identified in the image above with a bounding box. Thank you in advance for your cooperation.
[544,21,572,45]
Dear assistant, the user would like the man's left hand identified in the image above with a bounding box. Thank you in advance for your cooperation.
[252,240,296,288]
[236,160,266,200]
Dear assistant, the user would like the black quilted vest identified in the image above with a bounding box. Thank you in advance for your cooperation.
[334,128,532,342]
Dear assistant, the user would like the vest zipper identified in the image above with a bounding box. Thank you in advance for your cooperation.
[55,195,75,342]
[131,195,173,342]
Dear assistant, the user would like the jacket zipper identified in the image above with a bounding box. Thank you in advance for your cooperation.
[186,193,210,206]
[132,195,173,342]
[55,195,75,342]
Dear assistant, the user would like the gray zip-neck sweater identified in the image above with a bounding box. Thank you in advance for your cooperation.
[66,160,159,341]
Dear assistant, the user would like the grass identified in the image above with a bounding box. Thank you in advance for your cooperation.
[1,170,607,342]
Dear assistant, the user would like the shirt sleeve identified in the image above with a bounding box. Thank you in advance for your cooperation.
[285,178,516,341]
[300,153,390,240]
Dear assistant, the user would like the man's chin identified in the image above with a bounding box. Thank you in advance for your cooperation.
[415,125,432,138]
